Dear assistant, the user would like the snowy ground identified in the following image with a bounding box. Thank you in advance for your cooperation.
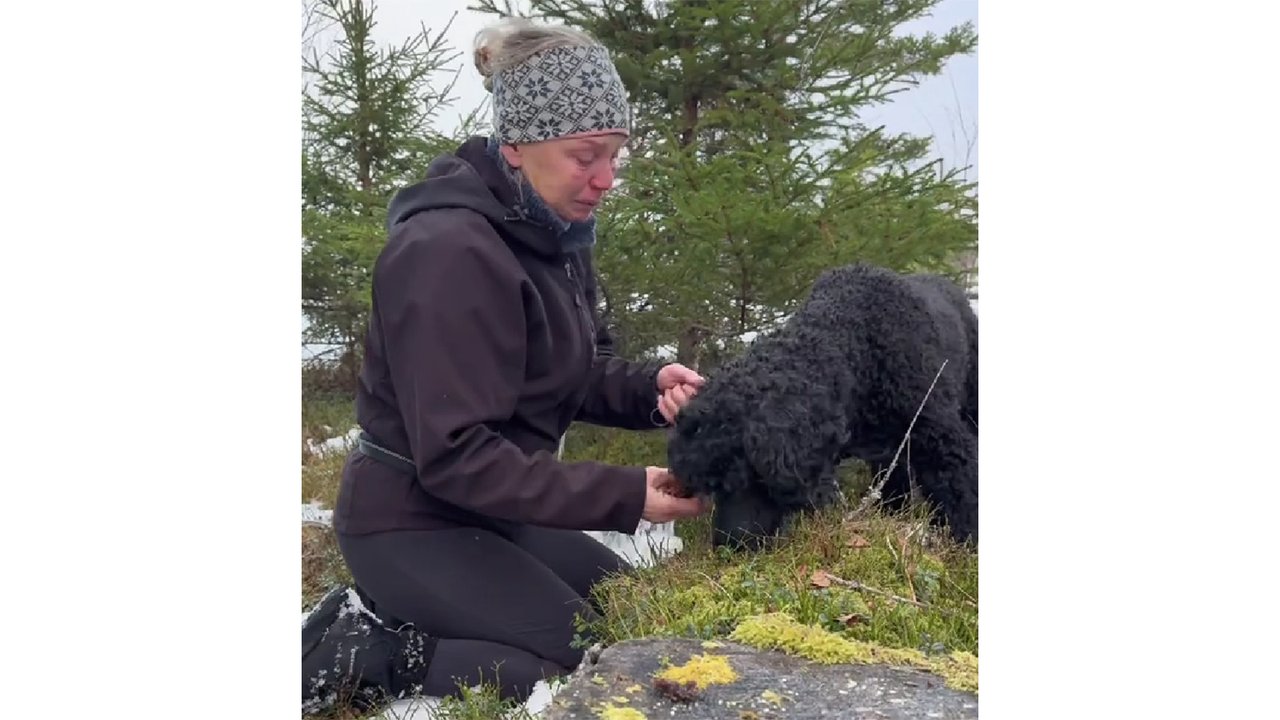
[371,679,559,720]
[303,428,684,718]
[305,425,361,456]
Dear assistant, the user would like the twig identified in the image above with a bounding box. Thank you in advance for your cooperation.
[900,528,918,603]
[697,571,732,599]
[855,360,949,515]
[884,532,900,568]
[943,576,979,608]
[821,572,956,615]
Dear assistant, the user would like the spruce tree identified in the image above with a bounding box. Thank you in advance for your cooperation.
[472,0,977,368]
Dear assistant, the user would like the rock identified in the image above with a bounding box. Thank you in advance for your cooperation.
[543,636,977,720]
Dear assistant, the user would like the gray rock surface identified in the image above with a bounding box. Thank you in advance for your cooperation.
[543,637,977,719]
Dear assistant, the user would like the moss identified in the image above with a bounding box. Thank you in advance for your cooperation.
[730,612,866,664]
[585,510,977,656]
[729,612,978,693]
[654,653,739,690]
[943,649,980,693]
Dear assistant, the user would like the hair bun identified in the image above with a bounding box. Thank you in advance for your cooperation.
[474,45,496,92]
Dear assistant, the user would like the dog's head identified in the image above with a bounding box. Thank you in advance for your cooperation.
[668,377,848,552]
[667,392,779,551]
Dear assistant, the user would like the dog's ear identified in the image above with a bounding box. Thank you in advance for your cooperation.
[742,397,847,507]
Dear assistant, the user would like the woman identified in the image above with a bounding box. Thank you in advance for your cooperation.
[302,17,708,713]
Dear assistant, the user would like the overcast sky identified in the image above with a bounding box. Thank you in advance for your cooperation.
[308,0,978,179]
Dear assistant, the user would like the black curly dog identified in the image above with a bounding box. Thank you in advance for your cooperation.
[667,263,978,550]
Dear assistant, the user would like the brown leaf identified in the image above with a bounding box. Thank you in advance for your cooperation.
[810,570,832,588]
[837,613,867,627]
[846,534,871,549]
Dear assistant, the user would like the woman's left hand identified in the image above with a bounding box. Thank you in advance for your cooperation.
[657,383,698,425]
[655,363,704,425]
[656,363,704,393]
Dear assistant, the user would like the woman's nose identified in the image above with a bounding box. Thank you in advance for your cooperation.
[589,162,616,191]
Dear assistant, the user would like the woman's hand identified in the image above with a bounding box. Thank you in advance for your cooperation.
[657,383,698,425]
[642,466,708,523]
[656,363,704,393]
[655,363,704,424]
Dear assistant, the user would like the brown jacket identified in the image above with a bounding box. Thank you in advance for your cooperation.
[334,137,663,537]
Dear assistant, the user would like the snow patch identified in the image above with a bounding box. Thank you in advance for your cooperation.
[306,425,360,457]
[302,499,334,528]
[374,678,560,719]
[585,520,684,568]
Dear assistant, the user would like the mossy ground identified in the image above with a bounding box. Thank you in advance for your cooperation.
[301,419,979,718]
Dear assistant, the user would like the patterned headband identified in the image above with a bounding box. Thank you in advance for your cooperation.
[491,44,631,145]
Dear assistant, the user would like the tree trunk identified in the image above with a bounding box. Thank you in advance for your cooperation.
[339,340,361,393]
[676,323,711,371]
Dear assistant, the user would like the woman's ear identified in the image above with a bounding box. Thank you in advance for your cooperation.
[499,143,523,168]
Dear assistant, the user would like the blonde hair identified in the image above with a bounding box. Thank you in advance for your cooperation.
[473,17,603,92]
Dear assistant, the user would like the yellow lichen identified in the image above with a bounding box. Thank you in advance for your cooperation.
[654,653,739,690]
[624,683,644,694]
[596,704,647,720]
[729,612,979,693]
[701,640,724,649]
[611,695,631,703]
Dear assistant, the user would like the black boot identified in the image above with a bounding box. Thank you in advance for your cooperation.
[301,586,436,715]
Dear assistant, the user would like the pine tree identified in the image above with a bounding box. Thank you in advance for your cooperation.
[471,0,977,368]
[302,0,484,382]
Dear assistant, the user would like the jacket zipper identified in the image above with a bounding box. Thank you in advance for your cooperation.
[564,259,597,351]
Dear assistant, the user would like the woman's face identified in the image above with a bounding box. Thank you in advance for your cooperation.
[501,134,627,222]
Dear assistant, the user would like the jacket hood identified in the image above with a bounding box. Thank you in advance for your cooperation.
[386,138,511,228]
[387,136,603,257]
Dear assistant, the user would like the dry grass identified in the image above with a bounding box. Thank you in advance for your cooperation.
[302,524,352,611]
[302,449,347,509]
[582,502,978,660]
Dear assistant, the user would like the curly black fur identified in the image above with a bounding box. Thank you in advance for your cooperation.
[667,263,978,550]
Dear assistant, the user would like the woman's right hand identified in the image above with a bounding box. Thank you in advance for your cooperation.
[642,466,708,524]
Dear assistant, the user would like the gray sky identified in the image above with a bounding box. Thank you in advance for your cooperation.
[310,0,978,179]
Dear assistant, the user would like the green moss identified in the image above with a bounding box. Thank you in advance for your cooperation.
[730,612,978,693]
[730,612,866,664]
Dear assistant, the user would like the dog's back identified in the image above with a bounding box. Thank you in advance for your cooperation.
[806,265,977,426]
[902,272,977,425]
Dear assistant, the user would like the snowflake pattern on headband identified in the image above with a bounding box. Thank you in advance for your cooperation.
[493,45,631,143]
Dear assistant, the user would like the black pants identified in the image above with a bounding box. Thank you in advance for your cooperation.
[337,523,630,701]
